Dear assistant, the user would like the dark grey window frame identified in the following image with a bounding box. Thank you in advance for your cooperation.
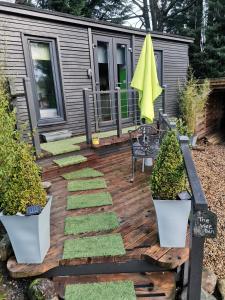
[22,34,66,126]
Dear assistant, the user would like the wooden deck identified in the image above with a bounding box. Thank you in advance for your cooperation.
[7,148,189,279]
[54,272,176,299]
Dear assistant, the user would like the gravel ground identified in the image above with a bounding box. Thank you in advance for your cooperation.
[193,144,225,279]
[0,262,30,300]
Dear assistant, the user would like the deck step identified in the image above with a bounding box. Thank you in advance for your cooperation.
[53,272,176,300]
[39,150,98,181]
[41,130,73,142]
[41,141,80,156]
[53,155,87,168]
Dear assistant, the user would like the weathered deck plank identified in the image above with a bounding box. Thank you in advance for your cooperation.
[7,149,189,278]
[53,272,176,300]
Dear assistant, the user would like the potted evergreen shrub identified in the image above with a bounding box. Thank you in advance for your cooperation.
[151,131,191,248]
[0,71,51,264]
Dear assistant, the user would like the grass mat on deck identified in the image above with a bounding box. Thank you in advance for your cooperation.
[68,178,107,192]
[67,192,112,210]
[65,281,136,300]
[63,234,125,259]
[41,140,80,155]
[54,155,87,167]
[63,168,103,180]
[65,212,119,235]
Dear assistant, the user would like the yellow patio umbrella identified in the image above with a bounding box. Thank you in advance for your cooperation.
[131,34,162,123]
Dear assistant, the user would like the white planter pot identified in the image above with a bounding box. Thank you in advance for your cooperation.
[144,158,153,167]
[0,196,52,264]
[153,200,191,248]
[190,135,198,147]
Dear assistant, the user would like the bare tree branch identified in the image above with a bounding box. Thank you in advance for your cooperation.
[167,0,198,19]
[132,0,143,10]
[164,0,179,15]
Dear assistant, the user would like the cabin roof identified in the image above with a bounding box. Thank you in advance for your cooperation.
[0,1,194,44]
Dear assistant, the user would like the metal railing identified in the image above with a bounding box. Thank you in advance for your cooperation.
[158,110,210,300]
[83,87,142,144]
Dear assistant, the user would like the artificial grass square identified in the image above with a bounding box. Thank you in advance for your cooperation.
[63,234,125,259]
[67,192,113,210]
[41,140,80,155]
[68,178,107,192]
[65,212,119,235]
[65,281,136,300]
[62,168,103,180]
[54,155,87,167]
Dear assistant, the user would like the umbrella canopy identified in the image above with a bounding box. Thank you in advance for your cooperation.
[131,34,162,123]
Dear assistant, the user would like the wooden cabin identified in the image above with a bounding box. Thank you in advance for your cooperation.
[0,1,193,141]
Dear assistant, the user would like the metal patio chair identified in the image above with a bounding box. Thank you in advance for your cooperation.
[129,125,161,182]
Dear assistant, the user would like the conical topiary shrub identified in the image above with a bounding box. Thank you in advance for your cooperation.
[0,70,46,215]
[151,130,186,200]
[0,68,50,263]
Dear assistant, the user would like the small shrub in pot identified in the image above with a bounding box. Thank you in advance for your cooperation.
[151,131,191,248]
[0,69,51,263]
[151,130,186,200]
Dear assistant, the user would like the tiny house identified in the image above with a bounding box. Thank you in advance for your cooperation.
[0,1,193,140]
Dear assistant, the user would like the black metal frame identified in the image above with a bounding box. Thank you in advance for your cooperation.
[128,125,161,182]
[158,110,209,300]
[42,260,171,278]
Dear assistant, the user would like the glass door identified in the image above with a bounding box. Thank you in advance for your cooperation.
[113,38,132,121]
[93,36,115,127]
[93,35,132,128]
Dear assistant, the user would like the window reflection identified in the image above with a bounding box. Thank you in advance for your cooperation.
[30,42,58,119]
[97,41,112,121]
[117,44,128,118]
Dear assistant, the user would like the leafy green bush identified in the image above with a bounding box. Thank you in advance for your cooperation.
[0,70,46,215]
[179,74,210,135]
[151,131,186,200]
[176,118,189,136]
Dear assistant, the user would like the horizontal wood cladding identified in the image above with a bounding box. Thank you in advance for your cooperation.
[0,12,93,136]
[0,11,189,137]
[135,36,188,116]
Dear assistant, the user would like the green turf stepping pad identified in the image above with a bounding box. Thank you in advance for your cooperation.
[68,178,107,192]
[63,168,103,180]
[53,155,87,167]
[41,140,80,155]
[67,192,112,210]
[65,280,136,300]
[63,233,125,259]
[65,212,119,235]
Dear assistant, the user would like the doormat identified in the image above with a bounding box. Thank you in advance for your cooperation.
[65,281,136,300]
[67,192,112,210]
[65,212,119,235]
[68,178,106,192]
[54,155,87,167]
[63,234,125,259]
[63,168,103,180]
[41,140,80,155]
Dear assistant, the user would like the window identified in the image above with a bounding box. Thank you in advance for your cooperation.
[25,37,64,125]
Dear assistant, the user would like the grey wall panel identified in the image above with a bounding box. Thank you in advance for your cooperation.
[0,10,189,138]
[0,13,93,137]
[134,36,189,117]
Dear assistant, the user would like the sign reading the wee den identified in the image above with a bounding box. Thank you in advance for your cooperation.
[193,210,217,238]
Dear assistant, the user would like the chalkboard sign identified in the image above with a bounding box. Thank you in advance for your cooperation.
[193,210,217,238]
